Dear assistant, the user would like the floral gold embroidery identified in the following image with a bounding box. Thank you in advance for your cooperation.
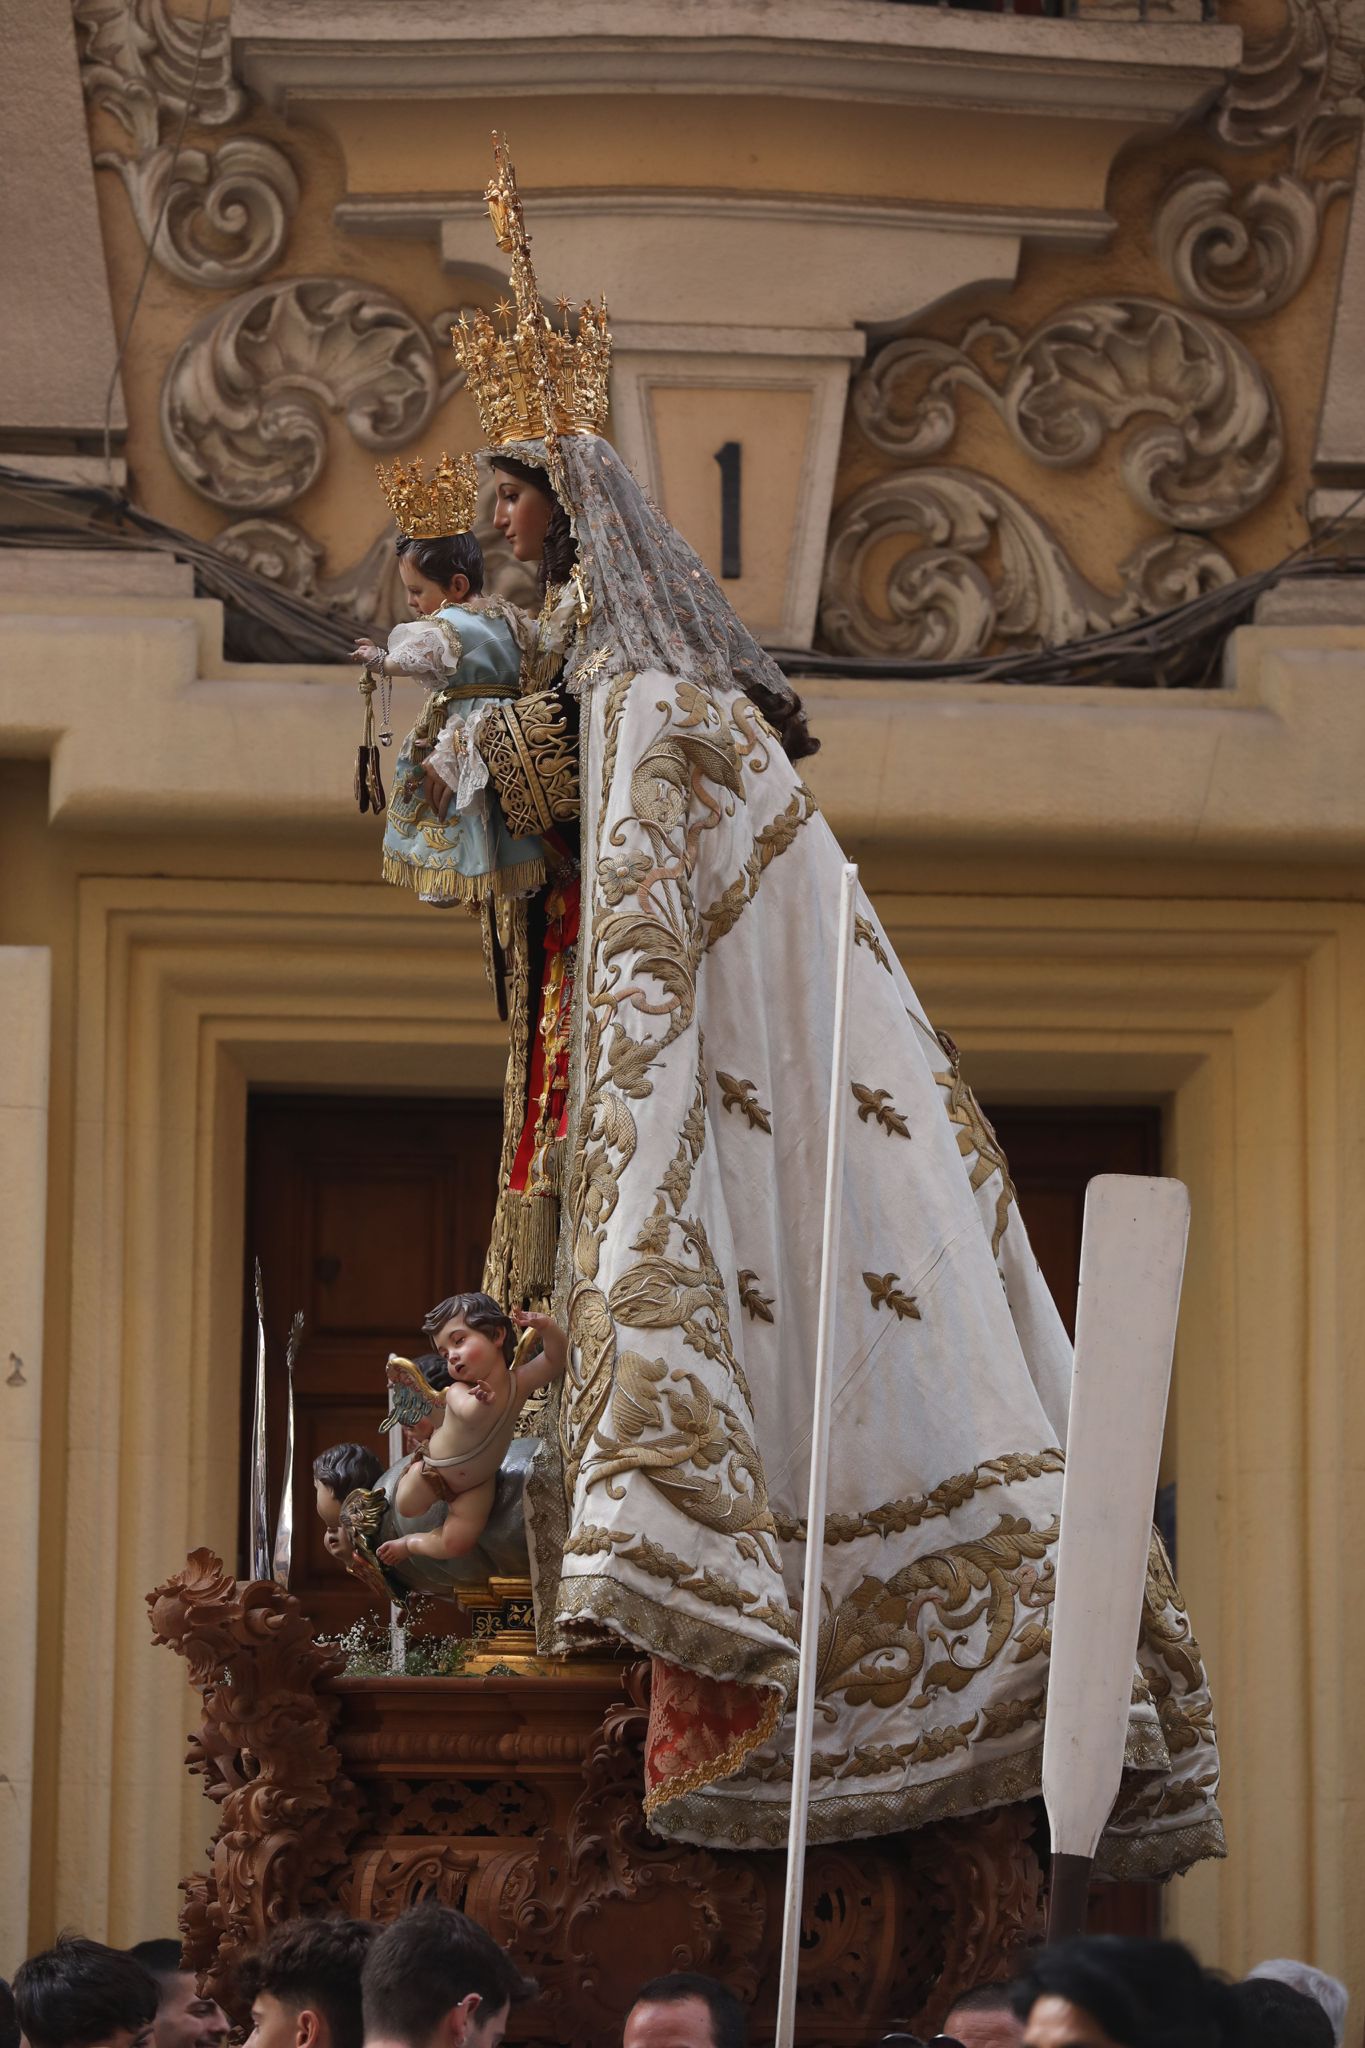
[699,785,814,950]
[774,1447,1066,1546]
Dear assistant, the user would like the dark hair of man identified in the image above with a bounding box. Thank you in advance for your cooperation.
[312,1444,384,1502]
[394,532,485,597]
[15,1937,158,2048]
[488,456,577,595]
[629,1974,746,2048]
[422,1292,515,1365]
[236,1919,378,2048]
[946,1982,1016,2016]
[1,1979,21,2048]
[125,1944,183,1989]
[1009,1936,1236,2048]
[361,1905,535,2044]
[1230,1978,1334,2048]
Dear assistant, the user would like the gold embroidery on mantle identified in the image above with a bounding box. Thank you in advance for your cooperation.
[774,1446,1066,1546]
[852,1083,912,1139]
[717,1073,772,1133]
[864,1271,922,1321]
[854,914,893,974]
[738,1270,775,1323]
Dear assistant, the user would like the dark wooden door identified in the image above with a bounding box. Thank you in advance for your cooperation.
[242,1092,503,1636]
[986,1101,1164,1939]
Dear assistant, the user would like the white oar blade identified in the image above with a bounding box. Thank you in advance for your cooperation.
[1042,1174,1190,1862]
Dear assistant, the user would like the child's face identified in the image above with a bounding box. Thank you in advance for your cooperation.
[435,1313,507,1386]
[315,1480,349,1557]
[399,555,471,617]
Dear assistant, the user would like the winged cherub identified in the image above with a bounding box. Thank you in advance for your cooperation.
[376,1291,565,1566]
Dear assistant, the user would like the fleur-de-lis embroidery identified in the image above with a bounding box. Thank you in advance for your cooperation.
[863,1270,921,1321]
[717,1072,772,1134]
[851,1083,911,1139]
[854,914,892,973]
[738,1269,775,1323]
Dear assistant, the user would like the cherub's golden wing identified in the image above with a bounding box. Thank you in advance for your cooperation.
[380,1353,443,1435]
[338,1485,403,1607]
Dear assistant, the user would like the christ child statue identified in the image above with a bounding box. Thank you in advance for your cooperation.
[377,1291,565,1567]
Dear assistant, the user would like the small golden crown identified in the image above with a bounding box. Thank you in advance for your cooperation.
[452,134,612,460]
[375,451,479,538]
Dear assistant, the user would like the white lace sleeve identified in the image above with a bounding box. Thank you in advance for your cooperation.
[385,617,465,683]
[427,706,494,811]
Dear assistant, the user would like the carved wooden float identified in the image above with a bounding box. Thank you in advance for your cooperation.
[150,1550,1045,2045]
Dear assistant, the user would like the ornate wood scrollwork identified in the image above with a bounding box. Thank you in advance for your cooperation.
[151,1560,1043,2039]
[146,1549,362,1993]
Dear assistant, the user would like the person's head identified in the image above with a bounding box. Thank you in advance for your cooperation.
[15,1937,159,2048]
[622,1975,745,2048]
[395,533,485,617]
[125,1944,227,2048]
[0,1979,19,2048]
[360,1903,535,2048]
[1231,1978,1334,2048]
[942,1982,1024,2048]
[1246,1961,1348,2047]
[490,458,576,592]
[313,1444,384,1547]
[237,1919,377,2048]
[1009,1937,1235,2048]
[422,1293,515,1388]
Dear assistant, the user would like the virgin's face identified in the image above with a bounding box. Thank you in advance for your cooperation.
[493,473,553,561]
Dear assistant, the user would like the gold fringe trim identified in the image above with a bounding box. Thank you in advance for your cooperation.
[486,1189,561,1311]
[381,850,548,906]
[643,1683,784,1819]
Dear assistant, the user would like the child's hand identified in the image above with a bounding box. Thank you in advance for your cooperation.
[376,1536,410,1565]
[352,638,384,666]
[513,1308,569,1380]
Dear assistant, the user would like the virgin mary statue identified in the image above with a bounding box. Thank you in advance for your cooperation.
[450,139,1223,1877]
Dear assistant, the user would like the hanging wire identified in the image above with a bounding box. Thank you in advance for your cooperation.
[98,0,216,489]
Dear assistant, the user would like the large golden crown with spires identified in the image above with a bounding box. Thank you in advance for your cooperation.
[375,451,479,538]
[452,134,611,451]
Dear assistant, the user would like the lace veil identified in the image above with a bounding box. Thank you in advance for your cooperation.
[500,435,809,741]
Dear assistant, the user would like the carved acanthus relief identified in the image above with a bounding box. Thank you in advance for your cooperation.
[824,0,1363,661]
[74,0,299,288]
[73,2,532,626]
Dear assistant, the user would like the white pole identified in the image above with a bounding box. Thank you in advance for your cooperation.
[388,1420,407,1673]
[774,862,859,2048]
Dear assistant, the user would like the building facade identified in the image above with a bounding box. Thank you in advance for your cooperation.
[3,0,1365,2008]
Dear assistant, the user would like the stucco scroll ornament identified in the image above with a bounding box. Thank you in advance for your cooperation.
[852,300,1283,531]
[162,282,470,512]
[1153,0,1363,318]
[819,466,1235,661]
[74,0,299,288]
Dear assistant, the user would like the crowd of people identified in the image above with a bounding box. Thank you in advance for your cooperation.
[0,1907,1351,2048]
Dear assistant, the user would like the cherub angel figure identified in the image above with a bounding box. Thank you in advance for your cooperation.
[376,1290,565,1566]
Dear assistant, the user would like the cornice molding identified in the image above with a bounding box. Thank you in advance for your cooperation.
[233,0,1241,126]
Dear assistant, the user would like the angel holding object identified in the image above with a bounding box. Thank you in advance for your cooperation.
[376,1291,566,1567]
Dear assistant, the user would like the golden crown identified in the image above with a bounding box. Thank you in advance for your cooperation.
[451,134,612,464]
[375,451,479,538]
